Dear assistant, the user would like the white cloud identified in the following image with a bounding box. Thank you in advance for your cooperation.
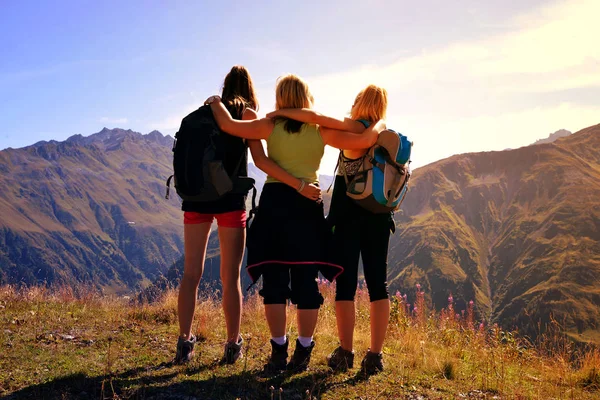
[147,0,600,174]
[306,0,599,100]
[300,0,600,172]
[100,117,129,124]
[396,103,600,169]
[145,103,198,132]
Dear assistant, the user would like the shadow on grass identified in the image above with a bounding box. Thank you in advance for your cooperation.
[4,362,178,400]
[4,362,335,400]
[142,369,333,400]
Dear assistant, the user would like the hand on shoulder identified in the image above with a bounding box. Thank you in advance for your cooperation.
[266,110,282,119]
[243,108,259,121]
[204,95,221,105]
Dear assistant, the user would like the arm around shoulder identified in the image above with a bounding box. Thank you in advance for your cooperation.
[320,120,385,150]
[209,99,271,140]
[266,109,364,132]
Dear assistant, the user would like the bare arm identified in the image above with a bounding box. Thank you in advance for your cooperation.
[242,109,321,201]
[266,108,364,133]
[248,140,321,201]
[320,120,386,150]
[206,96,272,140]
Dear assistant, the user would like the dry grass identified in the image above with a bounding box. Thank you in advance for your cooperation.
[1,283,599,399]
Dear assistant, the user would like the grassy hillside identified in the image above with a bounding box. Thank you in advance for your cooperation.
[1,284,599,399]
[391,124,600,340]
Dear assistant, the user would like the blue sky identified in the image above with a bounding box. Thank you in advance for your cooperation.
[1,0,599,170]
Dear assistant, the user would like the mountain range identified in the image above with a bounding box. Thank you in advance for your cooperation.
[1,125,599,342]
[389,124,600,341]
[0,128,183,293]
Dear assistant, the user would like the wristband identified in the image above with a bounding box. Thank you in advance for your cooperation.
[297,180,306,193]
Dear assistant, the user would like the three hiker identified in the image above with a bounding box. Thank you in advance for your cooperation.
[174,66,409,376]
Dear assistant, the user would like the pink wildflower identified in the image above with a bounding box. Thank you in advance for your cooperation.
[416,283,421,291]
[448,295,454,303]
[469,300,474,306]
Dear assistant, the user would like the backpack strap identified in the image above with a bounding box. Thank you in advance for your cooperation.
[231,149,246,178]
[246,185,258,228]
[165,175,174,200]
[326,151,342,193]
[227,104,249,179]
[357,119,371,128]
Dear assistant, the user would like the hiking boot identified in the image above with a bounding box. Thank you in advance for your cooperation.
[263,339,289,373]
[174,335,196,364]
[359,350,384,376]
[327,346,354,372]
[287,339,315,373]
[220,336,243,365]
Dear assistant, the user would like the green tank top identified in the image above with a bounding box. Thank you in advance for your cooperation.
[265,120,324,184]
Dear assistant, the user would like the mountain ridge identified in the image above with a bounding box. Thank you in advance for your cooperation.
[388,123,600,339]
[1,124,599,341]
[0,128,183,293]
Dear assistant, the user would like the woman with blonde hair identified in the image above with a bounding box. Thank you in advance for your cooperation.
[267,84,393,376]
[205,75,385,373]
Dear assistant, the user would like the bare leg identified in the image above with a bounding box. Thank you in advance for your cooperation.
[218,226,245,342]
[336,300,356,351]
[297,309,319,338]
[369,298,390,353]
[265,304,287,337]
[178,222,211,339]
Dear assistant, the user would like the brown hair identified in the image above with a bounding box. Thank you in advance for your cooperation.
[221,65,259,118]
[350,84,388,123]
[275,74,314,133]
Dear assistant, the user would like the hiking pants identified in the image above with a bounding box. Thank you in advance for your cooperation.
[328,176,393,302]
[259,265,324,310]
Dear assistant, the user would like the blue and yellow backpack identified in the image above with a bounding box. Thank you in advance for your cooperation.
[341,125,412,214]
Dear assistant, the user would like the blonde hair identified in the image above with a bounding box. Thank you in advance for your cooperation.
[275,74,315,133]
[275,74,314,110]
[350,84,388,122]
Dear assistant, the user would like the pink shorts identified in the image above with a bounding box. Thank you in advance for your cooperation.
[183,210,247,228]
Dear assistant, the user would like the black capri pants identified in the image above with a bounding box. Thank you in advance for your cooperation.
[246,183,338,311]
[260,265,324,309]
[328,176,393,302]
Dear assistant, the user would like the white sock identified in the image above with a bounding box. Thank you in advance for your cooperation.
[298,336,313,348]
[272,335,287,346]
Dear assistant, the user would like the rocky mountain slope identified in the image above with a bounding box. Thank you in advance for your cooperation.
[533,129,572,145]
[389,124,600,340]
[0,129,331,295]
[0,128,183,293]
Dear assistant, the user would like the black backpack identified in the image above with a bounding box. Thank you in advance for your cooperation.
[165,105,255,202]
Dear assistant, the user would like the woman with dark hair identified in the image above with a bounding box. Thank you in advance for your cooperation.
[175,66,321,365]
